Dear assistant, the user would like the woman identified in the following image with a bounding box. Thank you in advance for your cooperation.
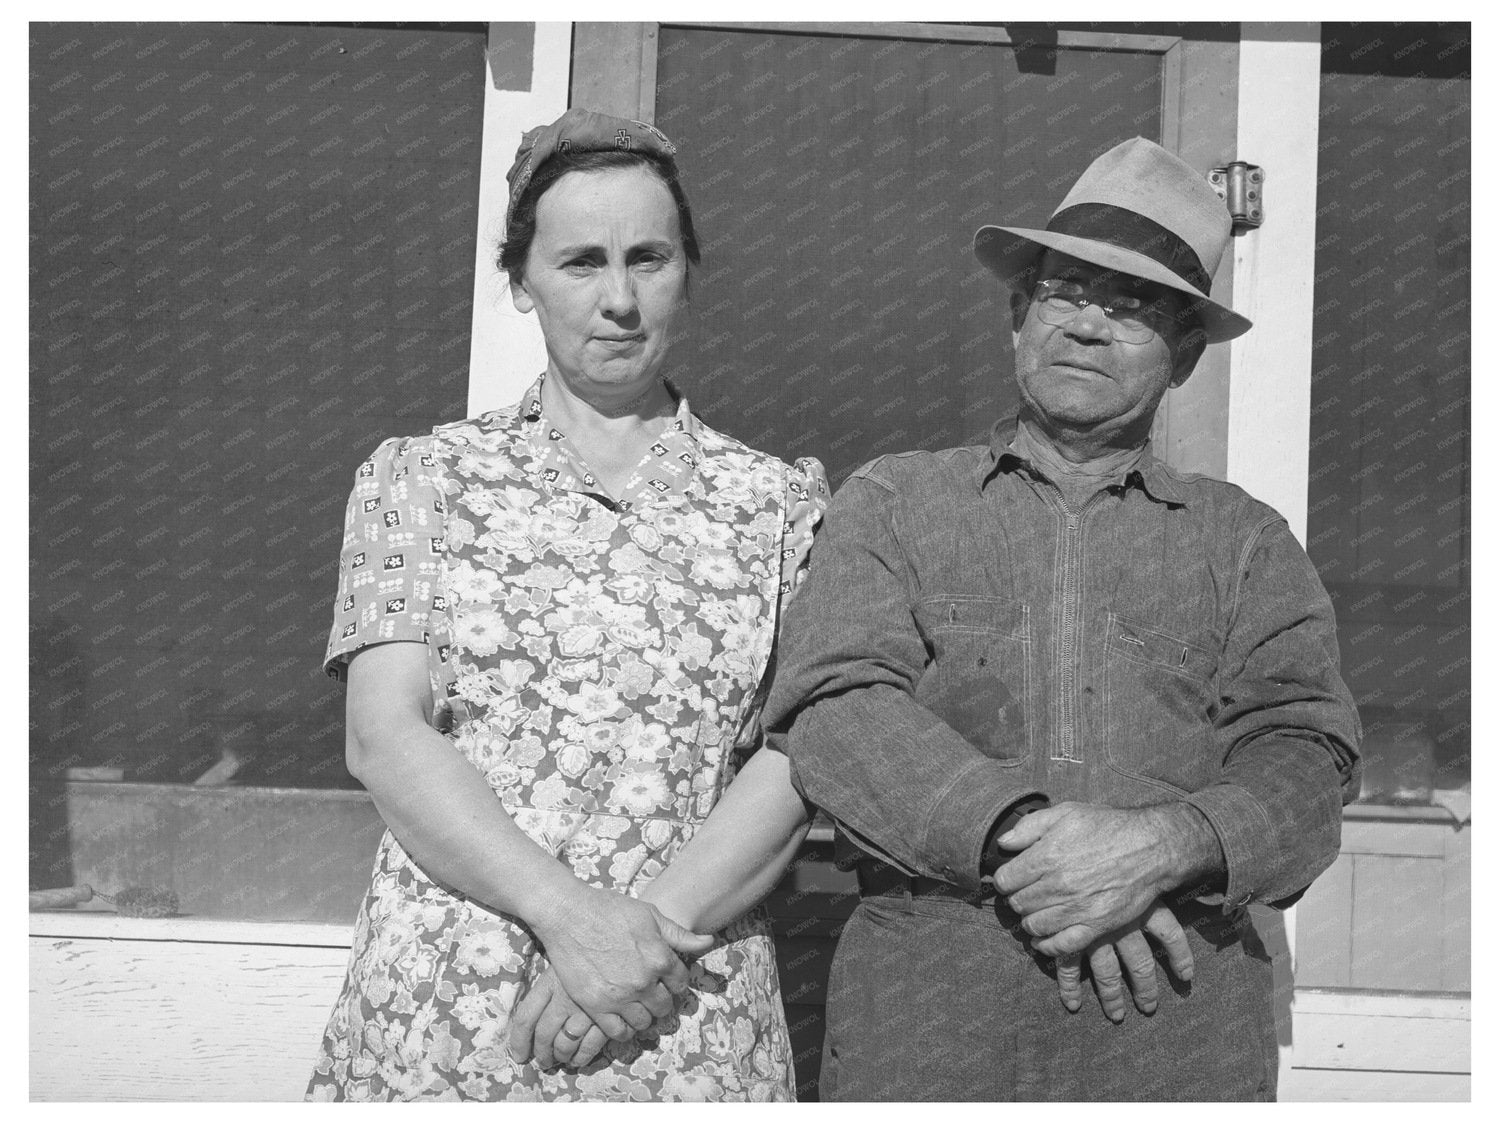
[306,109,827,1102]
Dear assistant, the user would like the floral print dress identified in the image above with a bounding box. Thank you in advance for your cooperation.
[307,377,827,1101]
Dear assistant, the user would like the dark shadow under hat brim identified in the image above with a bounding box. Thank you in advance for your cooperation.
[973,224,1252,344]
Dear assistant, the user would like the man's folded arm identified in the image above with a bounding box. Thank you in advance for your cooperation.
[763,469,1044,891]
[1183,517,1362,912]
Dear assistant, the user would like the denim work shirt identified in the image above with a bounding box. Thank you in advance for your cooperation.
[764,420,1362,911]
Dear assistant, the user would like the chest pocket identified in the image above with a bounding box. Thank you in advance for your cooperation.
[1103,611,1218,794]
[913,596,1033,766]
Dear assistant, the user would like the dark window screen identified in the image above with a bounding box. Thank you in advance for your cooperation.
[31,23,487,881]
[1306,24,1470,799]
[652,26,1163,484]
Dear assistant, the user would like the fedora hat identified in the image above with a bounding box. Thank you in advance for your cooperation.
[973,137,1251,343]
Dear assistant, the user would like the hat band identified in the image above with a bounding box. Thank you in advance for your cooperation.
[1046,203,1211,295]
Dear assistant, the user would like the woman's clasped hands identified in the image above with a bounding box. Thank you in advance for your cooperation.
[509,884,713,1069]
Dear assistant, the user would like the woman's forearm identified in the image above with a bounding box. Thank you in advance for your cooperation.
[352,717,587,930]
[344,644,586,935]
[639,749,814,932]
[345,643,713,1037]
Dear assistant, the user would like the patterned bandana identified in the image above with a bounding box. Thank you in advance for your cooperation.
[505,107,680,229]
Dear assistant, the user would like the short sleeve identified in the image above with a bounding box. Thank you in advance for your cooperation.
[778,456,830,605]
[323,435,448,681]
[737,456,829,755]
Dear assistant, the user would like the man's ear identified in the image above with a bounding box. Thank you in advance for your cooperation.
[510,274,534,314]
[1169,327,1208,387]
[1009,289,1029,334]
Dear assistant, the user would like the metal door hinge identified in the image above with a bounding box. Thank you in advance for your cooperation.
[1208,162,1264,230]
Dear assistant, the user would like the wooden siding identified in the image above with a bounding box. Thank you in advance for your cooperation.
[1293,807,1471,992]
[30,913,1469,1101]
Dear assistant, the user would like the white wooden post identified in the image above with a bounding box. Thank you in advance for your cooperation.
[1226,25,1323,544]
[467,22,572,416]
[1229,23,1323,1095]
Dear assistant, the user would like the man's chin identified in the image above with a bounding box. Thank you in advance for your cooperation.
[1028,397,1117,429]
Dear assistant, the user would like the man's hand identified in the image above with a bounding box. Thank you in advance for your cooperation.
[994,800,1221,958]
[1053,900,1195,1022]
[532,885,713,1040]
[508,965,613,1069]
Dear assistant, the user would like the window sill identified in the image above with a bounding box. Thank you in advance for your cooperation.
[1344,801,1468,824]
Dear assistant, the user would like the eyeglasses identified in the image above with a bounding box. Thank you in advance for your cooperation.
[1031,278,1178,344]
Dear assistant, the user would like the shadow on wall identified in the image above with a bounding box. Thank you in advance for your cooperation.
[31,611,86,888]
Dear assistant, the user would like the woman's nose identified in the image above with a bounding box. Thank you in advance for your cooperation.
[598,266,638,318]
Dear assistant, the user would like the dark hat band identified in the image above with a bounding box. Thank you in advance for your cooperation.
[1047,203,1212,295]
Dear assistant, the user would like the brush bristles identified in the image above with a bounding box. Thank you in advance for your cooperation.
[113,888,181,918]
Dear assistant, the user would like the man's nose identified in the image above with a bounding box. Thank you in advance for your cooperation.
[1061,299,1114,342]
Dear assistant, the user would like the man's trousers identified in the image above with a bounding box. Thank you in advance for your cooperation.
[818,891,1278,1101]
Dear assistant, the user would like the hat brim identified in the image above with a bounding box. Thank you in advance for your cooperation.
[974,225,1252,344]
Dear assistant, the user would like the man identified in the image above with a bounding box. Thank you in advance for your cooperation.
[764,138,1361,1101]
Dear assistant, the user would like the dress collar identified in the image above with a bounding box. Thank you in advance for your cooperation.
[517,374,702,509]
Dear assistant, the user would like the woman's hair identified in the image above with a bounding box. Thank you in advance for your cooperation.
[498,149,701,280]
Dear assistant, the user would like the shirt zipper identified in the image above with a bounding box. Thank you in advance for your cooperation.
[1055,489,1107,763]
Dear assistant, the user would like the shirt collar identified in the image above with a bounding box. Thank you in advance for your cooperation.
[977,416,1189,506]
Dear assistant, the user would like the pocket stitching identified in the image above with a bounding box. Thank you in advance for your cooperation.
[1107,612,1214,682]
[916,595,1029,641]
[1110,641,1213,684]
[1103,612,1211,793]
[915,599,1033,766]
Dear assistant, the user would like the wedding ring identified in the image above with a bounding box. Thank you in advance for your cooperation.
[558,1024,585,1041]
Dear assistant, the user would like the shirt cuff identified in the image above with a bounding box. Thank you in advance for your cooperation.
[980,794,1051,876]
[831,821,921,878]
[922,760,1047,891]
[1183,784,1275,913]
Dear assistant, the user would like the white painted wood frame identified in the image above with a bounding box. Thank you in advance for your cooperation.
[30,914,1469,1101]
[467,22,571,417]
[1227,26,1324,1093]
[1225,24,1323,544]
[30,914,352,1101]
